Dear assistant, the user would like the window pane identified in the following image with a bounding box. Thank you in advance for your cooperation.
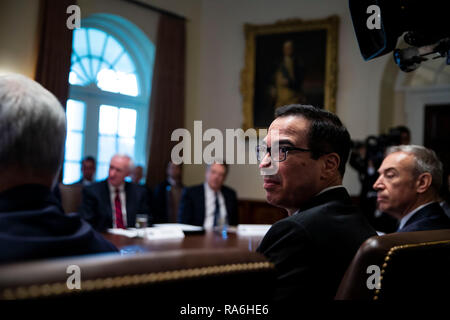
[69,71,85,86]
[120,73,138,96]
[88,28,107,57]
[98,135,117,163]
[91,58,101,78]
[65,131,83,161]
[118,137,135,156]
[99,105,118,135]
[80,57,93,81]
[114,54,135,74]
[73,28,88,57]
[118,108,136,137]
[63,162,81,184]
[96,163,109,181]
[96,69,138,96]
[103,36,124,64]
[70,62,89,85]
[66,100,85,131]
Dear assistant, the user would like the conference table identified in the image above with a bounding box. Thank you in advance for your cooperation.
[102,227,267,254]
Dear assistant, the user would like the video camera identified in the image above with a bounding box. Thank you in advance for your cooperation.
[349,0,450,72]
[352,126,406,171]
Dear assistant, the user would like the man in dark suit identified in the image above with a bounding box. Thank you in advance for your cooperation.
[373,145,450,232]
[178,162,238,228]
[256,104,376,306]
[0,73,117,264]
[80,154,151,232]
[72,156,96,186]
[153,162,184,223]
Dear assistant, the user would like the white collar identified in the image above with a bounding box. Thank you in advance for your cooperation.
[108,182,125,193]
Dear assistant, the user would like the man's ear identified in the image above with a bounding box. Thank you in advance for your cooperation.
[416,173,432,193]
[321,152,340,177]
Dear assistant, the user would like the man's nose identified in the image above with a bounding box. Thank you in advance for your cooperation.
[373,176,383,191]
[259,152,271,169]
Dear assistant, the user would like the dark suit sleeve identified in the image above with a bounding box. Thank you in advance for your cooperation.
[256,219,314,302]
[178,188,194,224]
[136,185,152,225]
[79,186,99,230]
[227,189,239,226]
[152,183,168,223]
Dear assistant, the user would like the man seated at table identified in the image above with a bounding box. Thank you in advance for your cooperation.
[72,156,96,186]
[256,104,376,305]
[153,161,184,223]
[373,145,450,232]
[0,73,117,264]
[178,162,238,229]
[80,154,151,232]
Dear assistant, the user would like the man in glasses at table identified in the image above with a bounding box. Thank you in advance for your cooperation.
[256,104,376,305]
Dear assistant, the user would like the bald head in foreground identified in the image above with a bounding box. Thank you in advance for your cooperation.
[256,104,376,306]
[0,73,117,264]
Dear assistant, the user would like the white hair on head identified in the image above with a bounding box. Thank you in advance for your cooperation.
[111,153,134,171]
[0,73,66,177]
[386,144,443,193]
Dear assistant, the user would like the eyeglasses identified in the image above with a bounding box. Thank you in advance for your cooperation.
[256,145,312,162]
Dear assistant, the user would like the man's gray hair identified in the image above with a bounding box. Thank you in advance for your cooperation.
[111,153,134,172]
[386,145,443,193]
[0,73,66,177]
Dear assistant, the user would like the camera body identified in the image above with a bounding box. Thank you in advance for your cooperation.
[349,0,450,71]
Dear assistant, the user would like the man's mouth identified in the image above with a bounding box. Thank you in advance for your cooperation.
[263,177,280,189]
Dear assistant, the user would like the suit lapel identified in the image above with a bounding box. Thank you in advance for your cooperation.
[125,183,136,228]
[100,180,113,227]
[199,185,206,225]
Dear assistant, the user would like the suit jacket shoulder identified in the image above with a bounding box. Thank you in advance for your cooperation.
[401,202,450,232]
[257,187,376,302]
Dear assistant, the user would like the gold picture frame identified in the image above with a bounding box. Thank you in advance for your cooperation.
[240,16,339,130]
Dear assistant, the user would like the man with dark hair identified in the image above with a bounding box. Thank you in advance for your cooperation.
[374,145,450,232]
[256,104,376,304]
[73,156,96,186]
[153,162,184,223]
[178,162,238,229]
[0,74,117,264]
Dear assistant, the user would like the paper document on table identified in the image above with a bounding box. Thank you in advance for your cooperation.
[153,223,204,233]
[237,224,271,236]
[107,228,139,238]
[145,226,185,240]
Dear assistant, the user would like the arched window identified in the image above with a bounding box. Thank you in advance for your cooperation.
[63,14,155,184]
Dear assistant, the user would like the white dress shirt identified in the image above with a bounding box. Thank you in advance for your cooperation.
[203,183,227,230]
[108,183,127,228]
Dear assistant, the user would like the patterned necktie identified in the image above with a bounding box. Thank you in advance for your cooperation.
[213,192,220,226]
[115,188,125,229]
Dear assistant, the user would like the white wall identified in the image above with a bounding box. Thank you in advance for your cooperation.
[0,0,40,77]
[1,0,390,199]
[177,0,389,198]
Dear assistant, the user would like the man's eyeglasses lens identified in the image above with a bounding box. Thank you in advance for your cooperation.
[256,145,286,162]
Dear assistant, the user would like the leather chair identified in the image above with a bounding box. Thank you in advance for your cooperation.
[335,229,450,300]
[58,183,83,213]
[0,248,275,311]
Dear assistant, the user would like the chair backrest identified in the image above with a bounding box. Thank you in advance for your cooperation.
[335,229,450,300]
[59,183,83,213]
[0,248,275,309]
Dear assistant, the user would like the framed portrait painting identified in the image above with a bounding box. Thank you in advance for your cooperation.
[241,16,339,130]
